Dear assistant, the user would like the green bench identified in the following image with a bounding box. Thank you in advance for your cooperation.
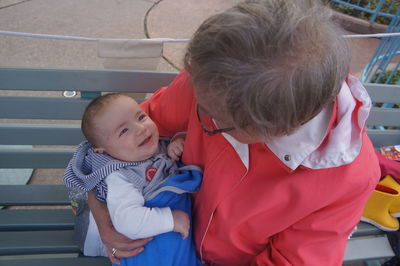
[0,67,399,265]
[0,68,176,266]
[343,82,400,264]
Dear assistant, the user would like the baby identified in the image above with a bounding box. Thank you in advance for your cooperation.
[64,93,201,266]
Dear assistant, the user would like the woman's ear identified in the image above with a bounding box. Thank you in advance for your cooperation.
[93,147,105,154]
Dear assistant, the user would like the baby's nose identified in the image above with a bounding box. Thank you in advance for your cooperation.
[135,124,147,136]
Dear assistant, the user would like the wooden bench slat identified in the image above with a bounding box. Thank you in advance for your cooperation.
[0,147,74,168]
[0,124,83,145]
[0,96,145,120]
[0,209,73,231]
[3,257,110,266]
[344,235,394,262]
[0,231,79,255]
[0,68,177,92]
[0,185,69,206]
[366,129,400,147]
[351,221,384,237]
[368,107,400,127]
[0,96,90,120]
[0,123,82,145]
[364,83,400,104]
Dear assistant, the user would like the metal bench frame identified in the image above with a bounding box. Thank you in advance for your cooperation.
[0,67,399,265]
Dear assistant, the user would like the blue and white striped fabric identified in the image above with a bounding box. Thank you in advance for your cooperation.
[64,141,144,202]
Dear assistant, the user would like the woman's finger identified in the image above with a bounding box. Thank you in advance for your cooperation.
[125,237,153,250]
[117,247,145,258]
[106,236,153,251]
[107,246,145,265]
[106,248,121,265]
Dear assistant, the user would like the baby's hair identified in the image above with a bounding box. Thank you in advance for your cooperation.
[81,93,127,146]
[184,0,350,138]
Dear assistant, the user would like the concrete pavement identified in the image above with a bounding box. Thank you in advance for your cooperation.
[0,0,240,71]
[0,0,172,70]
[0,0,380,73]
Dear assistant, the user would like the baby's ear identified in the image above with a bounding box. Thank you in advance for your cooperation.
[93,147,105,154]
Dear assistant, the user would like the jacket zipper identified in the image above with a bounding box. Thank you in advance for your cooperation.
[199,169,249,264]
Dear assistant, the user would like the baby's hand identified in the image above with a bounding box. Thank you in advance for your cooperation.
[171,209,190,239]
[167,137,185,161]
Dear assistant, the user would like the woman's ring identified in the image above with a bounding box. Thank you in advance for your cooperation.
[112,247,118,257]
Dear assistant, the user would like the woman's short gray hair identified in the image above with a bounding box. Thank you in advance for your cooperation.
[184,0,350,137]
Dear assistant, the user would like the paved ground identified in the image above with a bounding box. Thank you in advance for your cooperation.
[0,0,381,186]
[0,0,380,73]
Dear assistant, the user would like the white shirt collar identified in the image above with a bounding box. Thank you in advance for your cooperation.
[219,102,333,171]
[266,101,334,170]
[220,75,371,171]
[221,132,249,169]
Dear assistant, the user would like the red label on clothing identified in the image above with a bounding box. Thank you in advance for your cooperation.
[146,167,157,181]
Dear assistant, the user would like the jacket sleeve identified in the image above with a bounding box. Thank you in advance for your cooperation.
[141,70,195,137]
[252,177,377,266]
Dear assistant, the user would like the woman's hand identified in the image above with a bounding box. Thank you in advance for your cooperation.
[87,190,153,264]
[102,228,152,265]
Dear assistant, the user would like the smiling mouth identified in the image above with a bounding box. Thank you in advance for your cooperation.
[139,135,152,147]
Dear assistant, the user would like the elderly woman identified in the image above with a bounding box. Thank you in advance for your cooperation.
[89,0,380,265]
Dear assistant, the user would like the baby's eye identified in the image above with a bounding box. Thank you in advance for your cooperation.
[119,128,128,137]
[138,114,147,121]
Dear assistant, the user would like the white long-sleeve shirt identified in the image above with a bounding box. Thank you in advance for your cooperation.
[105,171,174,239]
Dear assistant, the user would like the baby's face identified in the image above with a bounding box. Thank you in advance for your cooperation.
[93,96,159,162]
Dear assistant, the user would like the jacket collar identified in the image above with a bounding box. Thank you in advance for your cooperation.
[221,74,371,171]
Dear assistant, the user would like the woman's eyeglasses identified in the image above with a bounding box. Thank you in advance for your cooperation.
[196,104,235,136]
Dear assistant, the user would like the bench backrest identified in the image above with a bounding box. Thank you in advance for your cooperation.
[0,67,399,170]
[0,68,177,168]
[363,83,400,147]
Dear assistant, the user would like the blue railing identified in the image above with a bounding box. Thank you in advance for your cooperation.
[362,9,399,131]
[362,9,400,85]
[330,0,398,24]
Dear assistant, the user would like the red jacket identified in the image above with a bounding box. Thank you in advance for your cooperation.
[142,71,380,265]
